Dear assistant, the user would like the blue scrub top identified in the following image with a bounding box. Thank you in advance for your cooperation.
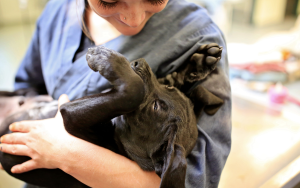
[15,0,232,187]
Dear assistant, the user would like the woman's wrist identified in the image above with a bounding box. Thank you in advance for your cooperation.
[55,134,161,188]
[54,133,83,172]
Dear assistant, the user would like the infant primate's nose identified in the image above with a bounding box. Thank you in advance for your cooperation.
[131,59,145,69]
[134,61,139,67]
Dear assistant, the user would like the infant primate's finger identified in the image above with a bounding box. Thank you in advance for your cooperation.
[197,43,220,54]
[172,72,178,79]
[190,53,204,64]
[206,43,219,49]
[207,47,222,56]
[190,54,206,73]
[205,56,220,66]
[198,44,208,52]
[166,74,175,86]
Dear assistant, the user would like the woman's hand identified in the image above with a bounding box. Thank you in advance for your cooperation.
[0,94,161,188]
[0,94,71,173]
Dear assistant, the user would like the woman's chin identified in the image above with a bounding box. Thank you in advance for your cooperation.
[120,28,144,36]
[114,20,147,36]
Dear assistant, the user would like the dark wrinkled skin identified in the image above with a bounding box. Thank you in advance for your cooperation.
[0,44,224,188]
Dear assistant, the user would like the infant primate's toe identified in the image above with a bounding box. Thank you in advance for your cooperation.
[205,56,219,66]
[190,54,204,65]
[207,46,222,56]
[198,43,218,51]
[202,44,222,68]
[206,43,219,49]
[185,43,223,83]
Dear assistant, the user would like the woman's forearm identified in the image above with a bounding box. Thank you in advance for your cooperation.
[59,135,161,188]
[0,94,159,188]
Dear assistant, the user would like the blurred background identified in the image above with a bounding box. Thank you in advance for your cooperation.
[0,0,300,187]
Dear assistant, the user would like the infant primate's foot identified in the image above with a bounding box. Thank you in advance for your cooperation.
[186,43,222,82]
[86,46,132,82]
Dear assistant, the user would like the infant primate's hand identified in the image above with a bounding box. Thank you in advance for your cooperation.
[187,43,222,82]
[159,43,223,88]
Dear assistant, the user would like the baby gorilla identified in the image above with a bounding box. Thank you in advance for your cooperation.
[0,44,223,188]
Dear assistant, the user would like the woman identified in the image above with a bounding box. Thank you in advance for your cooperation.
[0,0,232,187]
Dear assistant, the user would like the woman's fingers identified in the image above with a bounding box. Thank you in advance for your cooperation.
[55,94,70,119]
[59,94,70,105]
[0,144,31,156]
[0,133,27,144]
[9,120,40,133]
[0,163,3,170]
[11,160,39,174]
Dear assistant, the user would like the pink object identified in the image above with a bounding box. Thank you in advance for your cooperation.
[268,85,288,104]
[287,95,300,106]
[268,84,300,106]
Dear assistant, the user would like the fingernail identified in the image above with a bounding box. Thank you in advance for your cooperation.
[11,167,16,173]
[9,124,14,130]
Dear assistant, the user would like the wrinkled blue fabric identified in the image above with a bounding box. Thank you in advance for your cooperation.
[15,0,232,187]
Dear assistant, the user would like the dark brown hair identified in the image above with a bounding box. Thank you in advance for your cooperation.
[77,0,94,41]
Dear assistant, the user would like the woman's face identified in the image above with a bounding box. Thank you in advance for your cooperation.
[87,0,169,36]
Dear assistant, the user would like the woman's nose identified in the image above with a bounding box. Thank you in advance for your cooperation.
[120,4,146,27]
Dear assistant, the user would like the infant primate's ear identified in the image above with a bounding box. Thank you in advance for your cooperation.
[150,124,187,188]
[158,43,222,90]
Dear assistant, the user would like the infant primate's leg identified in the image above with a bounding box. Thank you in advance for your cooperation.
[61,46,145,141]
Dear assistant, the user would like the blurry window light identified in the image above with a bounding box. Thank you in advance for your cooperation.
[248,127,300,165]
